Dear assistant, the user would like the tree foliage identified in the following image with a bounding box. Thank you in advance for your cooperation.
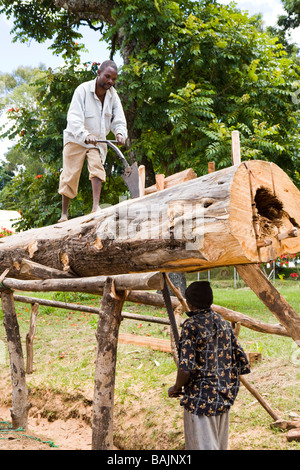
[1,0,300,229]
[278,0,300,29]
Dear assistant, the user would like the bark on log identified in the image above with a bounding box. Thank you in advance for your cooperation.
[1,160,300,279]
[18,259,76,280]
[1,291,30,429]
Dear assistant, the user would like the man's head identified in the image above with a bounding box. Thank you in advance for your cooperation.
[185,281,213,310]
[96,60,118,92]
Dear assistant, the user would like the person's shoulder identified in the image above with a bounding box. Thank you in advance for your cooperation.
[182,314,201,330]
[109,86,121,99]
[75,79,94,93]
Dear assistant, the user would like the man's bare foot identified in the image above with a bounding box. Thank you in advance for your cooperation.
[57,215,68,223]
[91,206,101,214]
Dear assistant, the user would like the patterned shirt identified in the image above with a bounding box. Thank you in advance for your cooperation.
[179,308,251,416]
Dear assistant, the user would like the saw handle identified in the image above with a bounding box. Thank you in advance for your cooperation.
[97,140,129,168]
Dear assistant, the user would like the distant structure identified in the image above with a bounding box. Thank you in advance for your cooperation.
[0,210,21,232]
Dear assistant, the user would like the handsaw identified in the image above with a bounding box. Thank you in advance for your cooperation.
[97,140,140,198]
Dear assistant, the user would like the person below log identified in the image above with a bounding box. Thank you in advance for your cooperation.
[58,60,128,222]
[168,281,251,450]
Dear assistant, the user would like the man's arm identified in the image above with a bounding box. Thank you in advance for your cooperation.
[168,368,190,398]
[111,92,127,142]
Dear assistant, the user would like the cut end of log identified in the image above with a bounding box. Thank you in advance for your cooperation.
[230,161,300,264]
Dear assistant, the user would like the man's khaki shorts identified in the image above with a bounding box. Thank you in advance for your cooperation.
[58,142,106,199]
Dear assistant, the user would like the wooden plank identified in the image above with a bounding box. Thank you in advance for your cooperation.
[208,162,215,173]
[144,168,197,195]
[155,174,165,191]
[118,333,172,353]
[286,428,300,442]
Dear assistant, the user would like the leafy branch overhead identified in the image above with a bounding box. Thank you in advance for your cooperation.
[1,0,300,229]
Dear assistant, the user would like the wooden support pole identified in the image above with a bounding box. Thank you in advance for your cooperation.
[138,165,145,198]
[236,264,300,347]
[1,290,30,429]
[231,130,241,165]
[155,174,165,191]
[234,319,281,422]
[26,302,39,374]
[13,290,290,338]
[92,278,127,451]
[239,376,280,422]
[0,271,164,294]
[208,162,215,174]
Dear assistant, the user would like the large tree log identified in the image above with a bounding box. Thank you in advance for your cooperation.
[0,160,300,278]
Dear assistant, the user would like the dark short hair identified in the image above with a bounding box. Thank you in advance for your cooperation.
[99,60,118,72]
[185,281,213,309]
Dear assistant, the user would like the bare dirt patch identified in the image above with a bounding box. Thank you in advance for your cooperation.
[0,358,299,450]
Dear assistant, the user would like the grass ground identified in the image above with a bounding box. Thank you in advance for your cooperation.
[0,280,300,450]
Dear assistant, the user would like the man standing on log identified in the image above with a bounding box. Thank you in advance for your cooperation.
[168,281,250,450]
[58,60,128,222]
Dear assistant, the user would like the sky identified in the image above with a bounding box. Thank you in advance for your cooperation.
[1,0,300,158]
[0,15,121,74]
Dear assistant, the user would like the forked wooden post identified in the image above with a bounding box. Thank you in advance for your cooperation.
[1,290,30,429]
[92,278,127,450]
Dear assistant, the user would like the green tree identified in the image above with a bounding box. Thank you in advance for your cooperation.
[110,2,300,179]
[278,0,300,29]
[0,59,129,228]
